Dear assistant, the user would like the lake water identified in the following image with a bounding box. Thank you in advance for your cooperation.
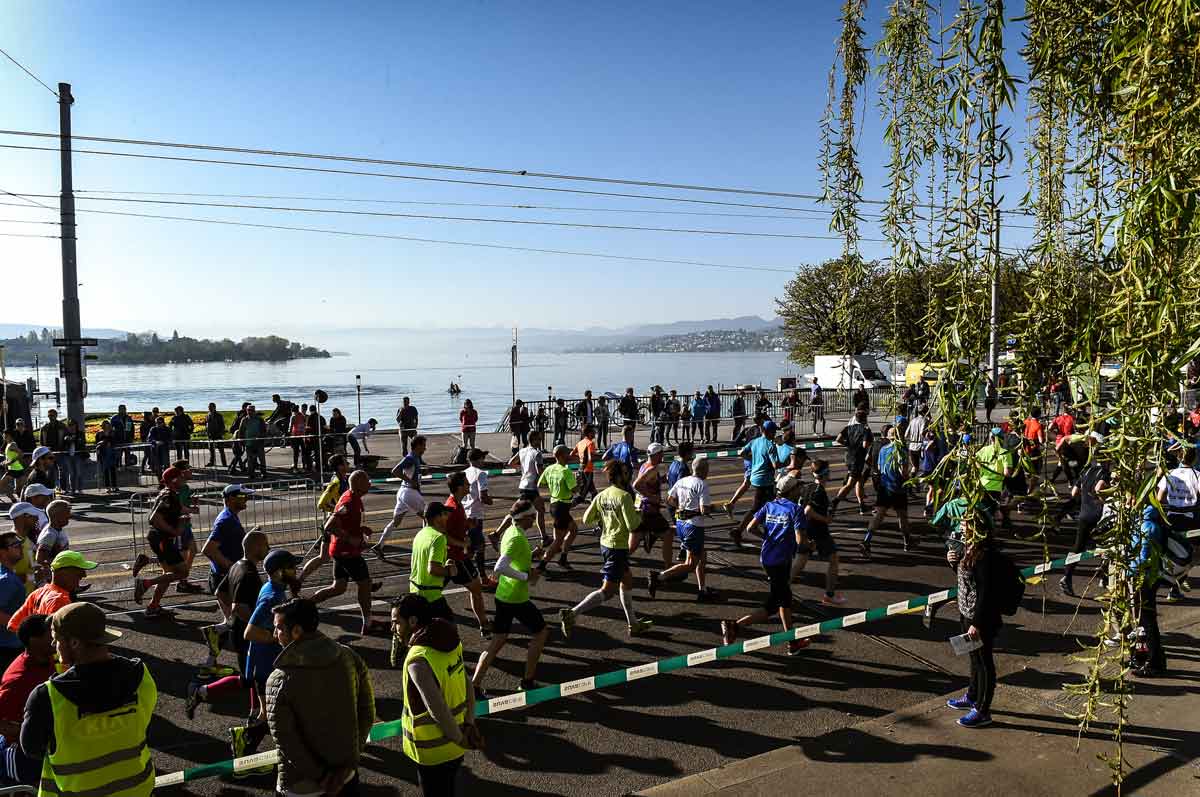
[5,330,803,433]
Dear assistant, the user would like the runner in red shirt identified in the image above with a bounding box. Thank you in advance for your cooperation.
[311,471,384,634]
[444,472,490,638]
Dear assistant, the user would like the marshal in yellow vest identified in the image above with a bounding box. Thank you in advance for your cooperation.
[39,662,157,797]
[401,642,468,766]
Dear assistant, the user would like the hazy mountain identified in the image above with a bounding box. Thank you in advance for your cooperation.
[0,324,128,340]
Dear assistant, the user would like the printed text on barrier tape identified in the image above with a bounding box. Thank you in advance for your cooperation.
[156,528,1189,787]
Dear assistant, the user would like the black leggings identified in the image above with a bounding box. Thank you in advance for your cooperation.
[1138,578,1166,670]
[963,617,997,712]
[417,757,462,797]
[1062,513,1100,582]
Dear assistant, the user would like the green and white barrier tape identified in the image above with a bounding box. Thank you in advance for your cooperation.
[157,524,1195,787]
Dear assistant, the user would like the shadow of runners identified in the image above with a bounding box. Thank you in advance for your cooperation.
[798,726,993,765]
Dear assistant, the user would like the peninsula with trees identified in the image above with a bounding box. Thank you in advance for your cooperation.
[0,328,330,365]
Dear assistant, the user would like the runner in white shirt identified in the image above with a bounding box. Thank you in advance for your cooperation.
[507,431,547,544]
[651,458,719,602]
[1157,446,1200,531]
[462,448,495,585]
[35,499,72,585]
[374,435,427,561]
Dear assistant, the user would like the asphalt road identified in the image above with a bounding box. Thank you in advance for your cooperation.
[48,449,1161,797]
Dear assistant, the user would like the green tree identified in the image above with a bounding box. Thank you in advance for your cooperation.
[775,255,889,363]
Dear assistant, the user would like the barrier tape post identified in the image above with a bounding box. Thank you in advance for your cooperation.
[156,527,1199,788]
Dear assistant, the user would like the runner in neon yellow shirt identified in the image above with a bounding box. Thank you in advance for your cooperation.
[537,445,579,572]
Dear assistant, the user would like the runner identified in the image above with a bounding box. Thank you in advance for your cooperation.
[653,457,719,601]
[510,431,547,545]
[463,448,495,586]
[667,441,695,490]
[198,484,255,668]
[132,466,190,619]
[733,420,781,548]
[298,454,351,584]
[536,445,578,571]
[860,426,915,560]
[407,501,458,622]
[444,472,491,639]
[472,500,552,696]
[375,435,428,560]
[1022,407,1046,477]
[720,475,809,655]
[172,461,204,594]
[573,425,599,504]
[976,427,1015,529]
[1059,432,1110,597]
[559,461,653,638]
[602,425,641,473]
[311,470,383,635]
[633,442,674,568]
[790,460,845,605]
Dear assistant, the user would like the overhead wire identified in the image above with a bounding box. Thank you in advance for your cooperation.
[0,50,58,98]
[0,185,54,210]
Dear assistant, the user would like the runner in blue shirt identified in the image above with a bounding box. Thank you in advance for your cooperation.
[732,420,781,547]
[861,426,915,560]
[720,473,808,655]
[666,441,695,490]
[602,425,641,471]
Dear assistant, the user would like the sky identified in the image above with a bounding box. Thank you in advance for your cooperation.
[0,1,1030,339]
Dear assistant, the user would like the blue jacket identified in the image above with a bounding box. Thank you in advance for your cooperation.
[690,398,707,419]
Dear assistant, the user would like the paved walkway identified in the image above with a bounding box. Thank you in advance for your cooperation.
[637,610,1200,797]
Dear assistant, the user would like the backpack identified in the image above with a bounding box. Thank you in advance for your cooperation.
[990,549,1025,616]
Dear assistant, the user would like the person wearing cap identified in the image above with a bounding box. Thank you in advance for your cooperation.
[860,426,916,560]
[791,460,846,606]
[560,460,653,639]
[21,602,154,796]
[312,471,383,635]
[6,503,40,594]
[19,484,52,531]
[733,419,782,548]
[392,593,483,796]
[266,598,374,797]
[472,500,551,696]
[722,473,809,656]
[132,465,189,619]
[462,448,494,585]
[235,547,298,760]
[655,458,719,602]
[443,473,491,639]
[18,444,55,494]
[1060,431,1111,597]
[976,426,1015,529]
[634,442,675,569]
[404,502,458,623]
[33,500,72,586]
[170,461,205,594]
[197,483,255,662]
[377,435,429,560]
[0,532,30,670]
[6,551,97,634]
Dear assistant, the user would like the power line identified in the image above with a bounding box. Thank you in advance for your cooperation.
[0,143,827,214]
[0,185,54,210]
[14,193,877,241]
[0,50,58,98]
[0,231,60,239]
[0,201,798,274]
[0,218,57,225]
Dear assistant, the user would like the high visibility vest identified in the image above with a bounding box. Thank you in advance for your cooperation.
[401,642,468,766]
[4,445,23,473]
[39,663,156,797]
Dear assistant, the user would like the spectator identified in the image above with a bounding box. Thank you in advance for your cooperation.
[228,402,250,475]
[0,532,27,670]
[266,598,374,797]
[267,394,295,437]
[38,410,65,487]
[146,416,172,478]
[204,402,227,467]
[509,400,530,451]
[305,406,327,471]
[667,390,682,445]
[137,411,154,474]
[594,397,610,449]
[704,386,721,443]
[347,418,376,467]
[7,551,96,633]
[329,407,349,454]
[459,400,478,450]
[532,407,548,440]
[242,405,268,479]
[289,407,307,473]
[108,404,135,467]
[650,387,666,440]
[552,398,569,448]
[575,391,595,429]
[59,420,84,496]
[169,406,194,461]
[680,399,692,443]
[689,391,706,443]
[94,421,119,494]
[948,534,1003,728]
[852,382,870,413]
[397,397,419,456]
[618,388,639,430]
[731,390,747,442]
[0,614,52,787]
[20,602,157,796]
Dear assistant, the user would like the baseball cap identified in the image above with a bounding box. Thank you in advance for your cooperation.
[161,466,183,484]
[7,502,40,521]
[762,420,778,436]
[222,483,255,498]
[647,442,665,456]
[31,446,52,462]
[990,427,1003,437]
[51,550,99,571]
[775,473,801,496]
[264,549,299,574]
[22,484,53,500]
[51,602,122,645]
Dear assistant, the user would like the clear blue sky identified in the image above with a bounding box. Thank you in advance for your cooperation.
[1,1,1029,339]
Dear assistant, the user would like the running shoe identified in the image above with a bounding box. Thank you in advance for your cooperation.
[200,624,223,658]
[229,726,247,763]
[858,505,869,516]
[957,708,992,728]
[643,530,658,553]
[946,694,974,711]
[720,620,737,646]
[557,555,572,571]
[724,502,735,520]
[132,578,148,604]
[198,664,238,679]
[730,529,744,549]
[144,606,175,620]
[696,588,723,604]
[1058,578,1076,597]
[1180,578,1192,593]
[648,571,660,600]
[787,639,810,656]
[1131,665,1165,678]
[559,608,575,640]
[902,535,920,552]
[820,593,847,606]
[131,553,150,577]
[480,624,493,642]
[628,618,654,637]
[1163,589,1183,603]
[176,581,204,594]
[370,546,388,562]
[858,540,872,561]
[185,680,203,720]
[519,678,539,691]
[922,601,940,629]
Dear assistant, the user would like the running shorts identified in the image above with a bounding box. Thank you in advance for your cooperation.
[494,599,546,635]
[208,569,231,597]
[751,484,776,513]
[763,563,793,612]
[468,519,486,550]
[600,546,631,583]
[876,487,907,512]
[427,596,454,622]
[675,521,705,555]
[519,488,540,502]
[394,487,426,519]
[446,556,479,585]
[550,501,573,531]
[333,554,371,583]
[147,531,184,567]
[846,458,866,478]
[639,508,671,537]
[805,528,837,559]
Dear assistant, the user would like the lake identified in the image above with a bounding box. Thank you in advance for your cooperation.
[4,329,804,433]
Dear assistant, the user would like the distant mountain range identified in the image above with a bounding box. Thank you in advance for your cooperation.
[0,324,128,340]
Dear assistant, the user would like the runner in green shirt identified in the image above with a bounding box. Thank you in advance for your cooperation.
[407,502,457,621]
[975,427,1013,526]
[560,460,653,639]
[472,500,551,695]
[537,445,579,572]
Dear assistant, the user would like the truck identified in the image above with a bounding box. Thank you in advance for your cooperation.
[809,355,893,390]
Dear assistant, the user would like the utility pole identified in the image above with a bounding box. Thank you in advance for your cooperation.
[988,206,1001,386]
[58,82,85,427]
[510,327,518,408]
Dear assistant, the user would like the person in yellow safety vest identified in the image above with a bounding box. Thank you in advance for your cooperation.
[21,602,156,797]
[392,594,484,797]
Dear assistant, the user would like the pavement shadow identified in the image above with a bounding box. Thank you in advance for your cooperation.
[798,726,992,765]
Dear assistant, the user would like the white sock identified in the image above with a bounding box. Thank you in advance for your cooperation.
[618,588,637,625]
[573,589,607,615]
[377,515,402,548]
